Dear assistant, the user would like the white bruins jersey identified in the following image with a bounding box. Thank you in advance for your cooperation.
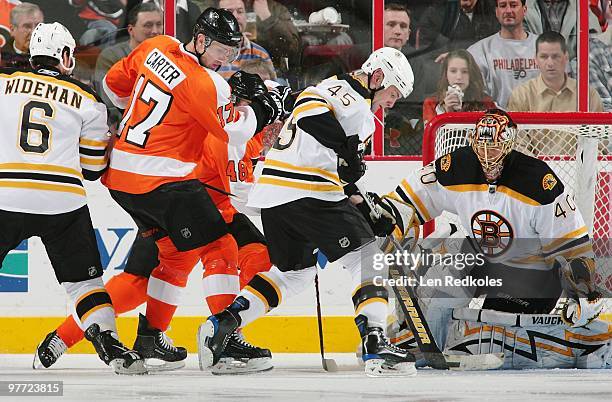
[0,67,109,214]
[248,74,375,208]
[391,147,593,271]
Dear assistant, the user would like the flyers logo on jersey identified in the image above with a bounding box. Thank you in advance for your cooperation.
[145,49,186,90]
[441,154,451,172]
[542,173,557,191]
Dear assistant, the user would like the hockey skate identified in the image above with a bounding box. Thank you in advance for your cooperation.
[132,313,187,372]
[197,297,245,370]
[211,329,273,375]
[33,330,67,369]
[355,315,417,377]
[84,323,147,375]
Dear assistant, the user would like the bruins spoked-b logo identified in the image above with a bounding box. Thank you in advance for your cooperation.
[471,210,513,257]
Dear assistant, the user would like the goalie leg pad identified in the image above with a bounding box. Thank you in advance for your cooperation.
[445,310,612,369]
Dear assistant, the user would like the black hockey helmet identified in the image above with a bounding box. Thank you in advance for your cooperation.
[192,7,242,48]
[228,71,267,102]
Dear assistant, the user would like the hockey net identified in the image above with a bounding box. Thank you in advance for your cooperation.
[422,112,612,314]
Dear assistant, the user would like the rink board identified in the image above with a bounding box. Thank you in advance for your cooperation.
[1,160,610,353]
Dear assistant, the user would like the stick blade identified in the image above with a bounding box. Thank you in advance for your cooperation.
[322,358,338,372]
[445,353,504,371]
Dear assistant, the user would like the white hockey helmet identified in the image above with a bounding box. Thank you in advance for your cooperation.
[361,47,414,98]
[29,22,76,75]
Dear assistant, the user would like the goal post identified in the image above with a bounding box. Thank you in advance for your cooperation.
[422,112,612,300]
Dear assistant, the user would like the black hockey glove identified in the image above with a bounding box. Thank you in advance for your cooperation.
[337,135,366,184]
[87,0,124,19]
[354,192,396,237]
[271,85,295,120]
[228,71,267,102]
[251,90,282,130]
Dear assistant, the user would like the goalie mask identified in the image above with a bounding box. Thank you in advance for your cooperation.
[470,109,517,182]
[30,22,76,75]
[361,47,414,98]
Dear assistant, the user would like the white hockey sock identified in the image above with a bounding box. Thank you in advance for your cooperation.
[63,277,117,333]
[237,265,317,327]
[338,241,389,329]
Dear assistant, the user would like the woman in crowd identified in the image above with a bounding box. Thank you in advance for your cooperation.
[423,49,496,124]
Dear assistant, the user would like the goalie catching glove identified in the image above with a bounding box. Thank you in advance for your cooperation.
[557,256,603,327]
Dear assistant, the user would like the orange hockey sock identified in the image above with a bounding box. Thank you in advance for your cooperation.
[104,271,149,314]
[56,315,84,348]
[55,272,149,347]
[238,243,272,289]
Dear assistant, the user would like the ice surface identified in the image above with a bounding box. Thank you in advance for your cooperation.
[2,353,611,401]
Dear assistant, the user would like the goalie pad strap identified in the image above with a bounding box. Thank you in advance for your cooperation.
[452,307,567,328]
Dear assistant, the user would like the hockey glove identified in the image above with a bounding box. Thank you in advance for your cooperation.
[87,0,125,19]
[270,85,295,120]
[355,192,397,237]
[337,135,366,184]
[557,256,603,327]
[251,90,282,127]
[557,256,599,299]
[228,71,267,102]
[561,296,603,327]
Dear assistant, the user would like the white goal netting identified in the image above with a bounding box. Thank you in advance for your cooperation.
[422,112,612,307]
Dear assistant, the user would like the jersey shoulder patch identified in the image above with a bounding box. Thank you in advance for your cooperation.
[498,151,564,205]
[435,146,486,187]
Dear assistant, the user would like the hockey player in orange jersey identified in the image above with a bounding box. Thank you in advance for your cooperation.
[34,70,279,374]
[94,7,290,367]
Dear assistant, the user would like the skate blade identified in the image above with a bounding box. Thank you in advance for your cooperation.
[32,352,46,370]
[445,353,504,371]
[144,358,186,372]
[211,357,274,375]
[110,358,148,375]
[364,359,417,377]
[197,321,215,371]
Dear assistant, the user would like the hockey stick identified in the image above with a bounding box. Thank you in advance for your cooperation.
[314,273,338,372]
[354,183,502,370]
[353,182,453,368]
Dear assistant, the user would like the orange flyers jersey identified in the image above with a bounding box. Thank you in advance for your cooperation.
[198,132,265,221]
[101,35,258,194]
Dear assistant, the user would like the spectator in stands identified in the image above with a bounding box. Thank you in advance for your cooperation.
[69,0,126,47]
[93,2,162,128]
[214,0,276,80]
[418,0,499,56]
[507,31,604,111]
[467,0,540,108]
[423,49,496,124]
[523,0,602,59]
[204,0,299,77]
[570,33,611,111]
[0,2,42,69]
[129,0,201,44]
[0,0,20,49]
[239,57,275,81]
[381,3,439,155]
